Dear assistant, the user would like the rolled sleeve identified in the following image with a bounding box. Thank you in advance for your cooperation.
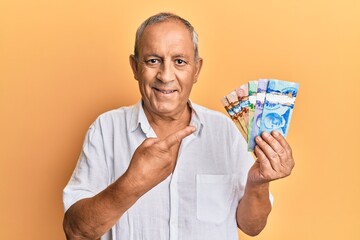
[63,119,109,212]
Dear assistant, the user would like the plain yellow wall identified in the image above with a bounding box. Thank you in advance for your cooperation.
[1,1,359,239]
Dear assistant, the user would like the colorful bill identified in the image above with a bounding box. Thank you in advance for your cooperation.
[259,79,299,137]
[248,79,269,151]
[221,78,299,152]
[235,83,250,141]
[247,80,258,145]
[221,93,247,140]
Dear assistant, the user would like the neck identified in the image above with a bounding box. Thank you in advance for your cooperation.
[143,103,192,139]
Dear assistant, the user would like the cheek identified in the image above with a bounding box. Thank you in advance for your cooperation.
[138,68,157,85]
[178,81,194,94]
[177,71,197,88]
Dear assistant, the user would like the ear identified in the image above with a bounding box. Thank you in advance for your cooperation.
[193,57,203,83]
[129,54,139,81]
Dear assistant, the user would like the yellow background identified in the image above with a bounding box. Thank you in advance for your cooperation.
[1,0,359,239]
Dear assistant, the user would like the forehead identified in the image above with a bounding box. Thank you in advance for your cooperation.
[138,20,194,56]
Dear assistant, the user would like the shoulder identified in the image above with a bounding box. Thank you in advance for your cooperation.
[86,103,139,137]
[93,104,136,125]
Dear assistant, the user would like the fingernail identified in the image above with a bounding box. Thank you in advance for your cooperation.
[255,136,262,142]
[272,131,280,136]
[189,126,196,131]
[262,131,270,137]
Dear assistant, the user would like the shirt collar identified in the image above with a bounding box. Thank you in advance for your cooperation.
[129,99,204,137]
[187,100,203,137]
[129,100,151,134]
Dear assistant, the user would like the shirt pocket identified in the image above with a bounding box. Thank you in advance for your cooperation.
[196,174,236,224]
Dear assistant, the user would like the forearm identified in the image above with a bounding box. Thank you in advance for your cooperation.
[236,181,272,236]
[63,173,142,239]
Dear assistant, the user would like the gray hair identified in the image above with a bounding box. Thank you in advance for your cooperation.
[134,12,199,62]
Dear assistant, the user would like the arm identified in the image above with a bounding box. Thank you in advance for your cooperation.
[63,126,196,240]
[236,130,294,236]
[63,173,141,240]
[236,180,271,236]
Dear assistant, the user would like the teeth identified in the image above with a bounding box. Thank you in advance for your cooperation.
[163,90,174,94]
[156,89,175,94]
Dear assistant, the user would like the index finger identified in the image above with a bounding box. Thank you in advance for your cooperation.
[162,126,196,147]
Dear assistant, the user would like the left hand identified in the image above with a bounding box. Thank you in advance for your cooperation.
[248,130,295,185]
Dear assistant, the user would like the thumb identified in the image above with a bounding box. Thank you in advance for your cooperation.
[141,137,160,147]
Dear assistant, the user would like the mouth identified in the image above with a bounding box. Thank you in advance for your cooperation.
[153,87,177,94]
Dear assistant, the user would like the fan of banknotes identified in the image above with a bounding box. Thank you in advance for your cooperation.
[221,79,299,152]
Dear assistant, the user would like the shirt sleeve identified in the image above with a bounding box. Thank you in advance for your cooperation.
[63,119,110,212]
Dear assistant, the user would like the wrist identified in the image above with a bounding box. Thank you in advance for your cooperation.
[244,180,270,197]
[118,171,146,198]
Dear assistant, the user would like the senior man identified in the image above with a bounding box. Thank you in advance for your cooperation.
[63,12,295,240]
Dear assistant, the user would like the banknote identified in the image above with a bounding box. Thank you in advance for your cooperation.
[248,79,269,151]
[221,78,299,152]
[259,79,299,137]
[235,84,250,141]
[222,92,247,140]
[226,91,241,118]
[247,80,258,144]
[220,96,236,119]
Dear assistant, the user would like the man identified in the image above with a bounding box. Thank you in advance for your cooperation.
[63,12,294,240]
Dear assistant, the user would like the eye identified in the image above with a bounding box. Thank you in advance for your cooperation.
[146,59,160,65]
[175,59,186,65]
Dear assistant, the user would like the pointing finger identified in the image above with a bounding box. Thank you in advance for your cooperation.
[163,126,196,147]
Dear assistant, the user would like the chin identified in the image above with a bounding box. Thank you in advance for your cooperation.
[154,105,177,114]
[154,102,184,115]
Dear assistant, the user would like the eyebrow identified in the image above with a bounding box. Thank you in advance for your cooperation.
[173,54,188,59]
[143,54,162,59]
[143,54,189,59]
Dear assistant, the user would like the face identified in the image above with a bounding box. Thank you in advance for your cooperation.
[130,20,202,119]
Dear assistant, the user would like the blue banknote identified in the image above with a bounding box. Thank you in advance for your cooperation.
[259,80,299,137]
[248,79,269,151]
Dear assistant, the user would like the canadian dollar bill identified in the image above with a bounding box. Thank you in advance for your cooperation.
[221,92,247,140]
[247,80,258,144]
[248,79,269,151]
[235,84,250,141]
[221,78,299,152]
[259,79,299,137]
[220,96,236,119]
[226,91,242,118]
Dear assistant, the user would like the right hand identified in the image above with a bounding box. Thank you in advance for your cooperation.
[124,126,196,194]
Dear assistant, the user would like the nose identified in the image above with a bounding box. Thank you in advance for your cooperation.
[157,61,175,84]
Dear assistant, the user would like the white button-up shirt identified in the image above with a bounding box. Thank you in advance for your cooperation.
[63,100,262,240]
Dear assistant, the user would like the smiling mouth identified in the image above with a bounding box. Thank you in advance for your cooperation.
[153,88,177,94]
